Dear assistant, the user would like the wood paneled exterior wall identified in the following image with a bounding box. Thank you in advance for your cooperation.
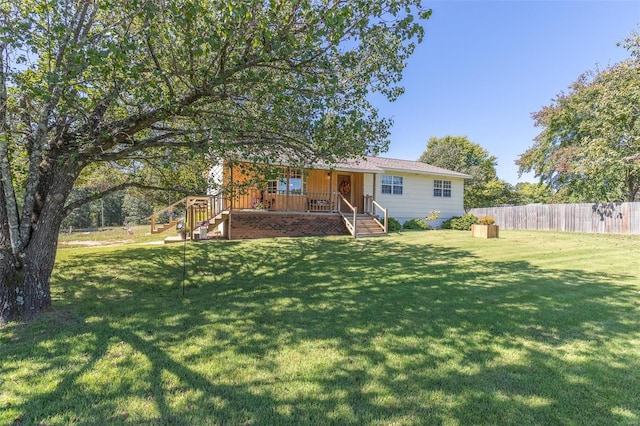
[224,162,365,212]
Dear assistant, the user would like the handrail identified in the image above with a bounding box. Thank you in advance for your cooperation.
[147,197,188,220]
[148,193,224,236]
[207,191,225,218]
[226,189,338,213]
[146,195,212,220]
[363,194,388,234]
[371,199,388,233]
[338,194,358,238]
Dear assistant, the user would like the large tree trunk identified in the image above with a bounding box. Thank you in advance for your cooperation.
[0,252,20,321]
[0,252,55,322]
[0,212,63,323]
[0,163,77,324]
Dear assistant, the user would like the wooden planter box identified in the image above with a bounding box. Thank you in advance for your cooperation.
[471,224,499,239]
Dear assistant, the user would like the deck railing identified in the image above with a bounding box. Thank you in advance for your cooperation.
[148,194,223,238]
[148,197,188,234]
[338,194,358,237]
[227,189,339,213]
[150,190,388,239]
[363,194,388,234]
[210,191,225,216]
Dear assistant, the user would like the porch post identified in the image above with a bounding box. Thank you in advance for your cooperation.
[384,208,388,233]
[373,173,377,199]
[285,166,290,211]
[229,164,234,210]
[186,197,192,239]
[329,171,333,211]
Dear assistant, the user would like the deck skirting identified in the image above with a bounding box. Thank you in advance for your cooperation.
[229,211,348,239]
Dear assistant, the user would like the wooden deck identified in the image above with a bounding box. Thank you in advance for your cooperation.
[152,189,388,242]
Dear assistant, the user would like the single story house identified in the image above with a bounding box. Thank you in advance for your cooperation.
[151,156,471,240]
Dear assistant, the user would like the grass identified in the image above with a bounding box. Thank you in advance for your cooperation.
[1,230,639,425]
[57,225,164,248]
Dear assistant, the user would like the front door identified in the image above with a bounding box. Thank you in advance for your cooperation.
[337,174,352,212]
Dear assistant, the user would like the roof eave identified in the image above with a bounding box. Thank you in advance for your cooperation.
[377,167,472,179]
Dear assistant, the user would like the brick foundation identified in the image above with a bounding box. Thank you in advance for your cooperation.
[229,212,349,239]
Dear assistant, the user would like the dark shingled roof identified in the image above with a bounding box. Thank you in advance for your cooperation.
[224,152,472,179]
[331,156,472,179]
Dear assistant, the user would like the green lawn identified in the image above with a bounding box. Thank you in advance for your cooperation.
[57,225,164,247]
[1,230,639,425]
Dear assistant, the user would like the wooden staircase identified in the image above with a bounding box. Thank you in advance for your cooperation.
[203,211,229,238]
[163,211,229,243]
[337,194,388,238]
[340,213,387,238]
[153,221,178,233]
[354,214,386,237]
[147,192,227,243]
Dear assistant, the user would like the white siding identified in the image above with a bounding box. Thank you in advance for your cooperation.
[207,160,224,194]
[375,172,465,226]
[363,173,374,197]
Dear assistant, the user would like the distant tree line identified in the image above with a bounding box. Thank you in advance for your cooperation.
[61,191,154,230]
[419,135,553,210]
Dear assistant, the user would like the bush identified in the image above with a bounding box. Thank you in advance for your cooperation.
[403,218,430,230]
[387,217,402,232]
[477,215,495,225]
[442,213,478,230]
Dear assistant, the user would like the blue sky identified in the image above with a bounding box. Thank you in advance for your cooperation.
[374,0,640,184]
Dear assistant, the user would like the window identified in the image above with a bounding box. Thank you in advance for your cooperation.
[286,169,305,195]
[266,168,305,195]
[266,179,279,194]
[433,180,452,197]
[381,175,403,195]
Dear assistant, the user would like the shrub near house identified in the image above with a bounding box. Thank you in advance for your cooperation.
[387,217,402,232]
[442,213,478,230]
[403,218,430,230]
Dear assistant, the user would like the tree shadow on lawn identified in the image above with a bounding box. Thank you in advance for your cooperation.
[4,236,639,424]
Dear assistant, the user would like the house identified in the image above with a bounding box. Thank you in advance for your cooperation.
[150,156,471,241]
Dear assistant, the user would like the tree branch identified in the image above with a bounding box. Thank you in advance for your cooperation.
[0,34,22,254]
[62,181,193,216]
[19,2,94,246]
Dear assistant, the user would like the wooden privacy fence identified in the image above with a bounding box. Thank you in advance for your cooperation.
[469,202,640,235]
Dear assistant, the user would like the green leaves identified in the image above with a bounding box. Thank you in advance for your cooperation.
[419,136,504,209]
[1,0,430,231]
[518,31,640,202]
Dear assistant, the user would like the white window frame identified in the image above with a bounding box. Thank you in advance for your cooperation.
[381,174,403,195]
[434,179,452,198]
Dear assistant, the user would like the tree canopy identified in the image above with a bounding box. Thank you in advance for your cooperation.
[418,135,506,209]
[512,182,552,205]
[518,31,640,202]
[0,0,430,322]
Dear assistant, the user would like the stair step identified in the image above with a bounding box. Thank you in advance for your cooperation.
[341,213,389,237]
[356,232,387,237]
[164,235,189,244]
